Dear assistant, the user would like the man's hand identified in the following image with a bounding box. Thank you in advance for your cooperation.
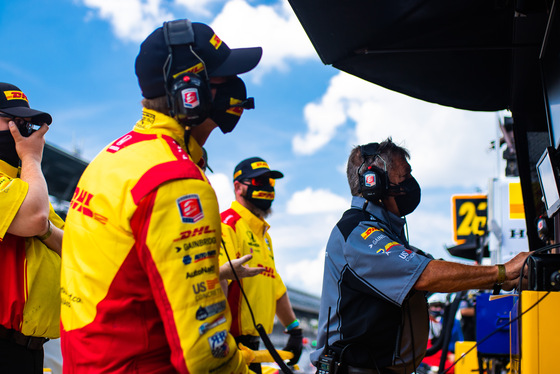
[219,254,265,281]
[9,122,48,165]
[282,328,303,366]
[502,251,530,291]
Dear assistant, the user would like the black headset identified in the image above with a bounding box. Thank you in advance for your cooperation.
[162,19,212,126]
[358,142,389,201]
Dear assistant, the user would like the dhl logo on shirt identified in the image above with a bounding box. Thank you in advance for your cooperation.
[172,63,205,79]
[252,190,274,200]
[69,187,108,225]
[376,241,400,254]
[173,225,216,242]
[361,227,382,240]
[3,90,28,102]
[257,264,275,278]
[210,34,222,49]
[251,161,269,170]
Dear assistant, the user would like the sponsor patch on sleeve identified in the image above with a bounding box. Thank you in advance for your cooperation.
[361,227,381,240]
[177,194,204,223]
[208,330,229,358]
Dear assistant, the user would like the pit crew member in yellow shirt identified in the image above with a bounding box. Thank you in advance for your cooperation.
[220,157,303,374]
[60,19,262,373]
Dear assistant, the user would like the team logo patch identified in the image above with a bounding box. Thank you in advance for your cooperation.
[208,330,229,358]
[3,90,28,102]
[181,88,200,109]
[364,173,376,188]
[251,161,269,170]
[196,300,227,321]
[361,227,381,240]
[210,34,222,49]
[177,194,204,223]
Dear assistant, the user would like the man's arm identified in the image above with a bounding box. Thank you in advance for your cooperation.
[7,123,50,237]
[276,292,297,327]
[414,251,530,292]
[39,222,63,256]
[277,293,303,366]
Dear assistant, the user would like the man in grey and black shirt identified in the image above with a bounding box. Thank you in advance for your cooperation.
[311,138,529,374]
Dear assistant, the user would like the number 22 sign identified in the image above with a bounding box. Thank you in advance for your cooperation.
[452,195,488,244]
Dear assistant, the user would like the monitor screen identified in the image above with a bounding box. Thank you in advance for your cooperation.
[536,147,560,218]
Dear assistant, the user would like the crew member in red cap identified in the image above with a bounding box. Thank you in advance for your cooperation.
[60,19,262,373]
[0,83,64,374]
[220,157,304,373]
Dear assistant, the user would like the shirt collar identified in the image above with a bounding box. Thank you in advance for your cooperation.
[351,195,406,232]
[133,108,203,165]
[231,200,270,235]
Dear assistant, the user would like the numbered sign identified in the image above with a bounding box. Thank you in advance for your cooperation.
[452,195,488,244]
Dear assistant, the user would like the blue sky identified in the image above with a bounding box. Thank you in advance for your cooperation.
[1,0,508,296]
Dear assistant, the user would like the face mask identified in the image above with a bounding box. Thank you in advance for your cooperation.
[0,130,19,168]
[210,77,250,134]
[245,184,275,211]
[392,177,421,216]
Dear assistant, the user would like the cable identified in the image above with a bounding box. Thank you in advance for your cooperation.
[221,239,293,374]
[440,290,551,374]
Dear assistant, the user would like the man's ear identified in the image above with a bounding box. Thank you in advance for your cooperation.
[234,180,246,196]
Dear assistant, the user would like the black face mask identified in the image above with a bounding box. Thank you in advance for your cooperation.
[0,130,19,168]
[391,177,421,216]
[245,184,275,211]
[210,77,251,134]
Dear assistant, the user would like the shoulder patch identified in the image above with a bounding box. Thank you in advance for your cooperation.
[177,194,204,223]
[221,209,241,231]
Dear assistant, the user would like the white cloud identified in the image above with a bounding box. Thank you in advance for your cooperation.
[210,0,318,80]
[79,0,318,76]
[81,0,173,43]
[282,247,326,297]
[206,172,234,212]
[286,187,350,215]
[293,72,499,188]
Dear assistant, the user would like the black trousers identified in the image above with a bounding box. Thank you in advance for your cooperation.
[235,335,262,374]
[0,338,44,374]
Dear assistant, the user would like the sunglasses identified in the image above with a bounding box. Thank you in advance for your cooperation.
[0,114,41,137]
[242,176,276,187]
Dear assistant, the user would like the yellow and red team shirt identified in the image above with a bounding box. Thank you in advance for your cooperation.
[0,159,63,339]
[60,109,249,374]
[220,201,287,337]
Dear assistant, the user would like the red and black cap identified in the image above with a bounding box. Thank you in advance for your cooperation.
[135,20,262,99]
[233,157,284,181]
[0,83,52,125]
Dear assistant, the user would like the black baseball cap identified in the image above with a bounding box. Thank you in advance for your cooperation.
[135,20,262,99]
[0,83,52,125]
[233,157,284,181]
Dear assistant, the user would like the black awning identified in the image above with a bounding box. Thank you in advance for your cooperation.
[288,0,548,112]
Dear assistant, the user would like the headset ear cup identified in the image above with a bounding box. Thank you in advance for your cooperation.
[360,165,389,201]
[170,73,212,126]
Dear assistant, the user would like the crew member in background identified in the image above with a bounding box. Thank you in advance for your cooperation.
[220,157,303,373]
[311,138,529,374]
[60,19,263,373]
[0,83,64,374]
